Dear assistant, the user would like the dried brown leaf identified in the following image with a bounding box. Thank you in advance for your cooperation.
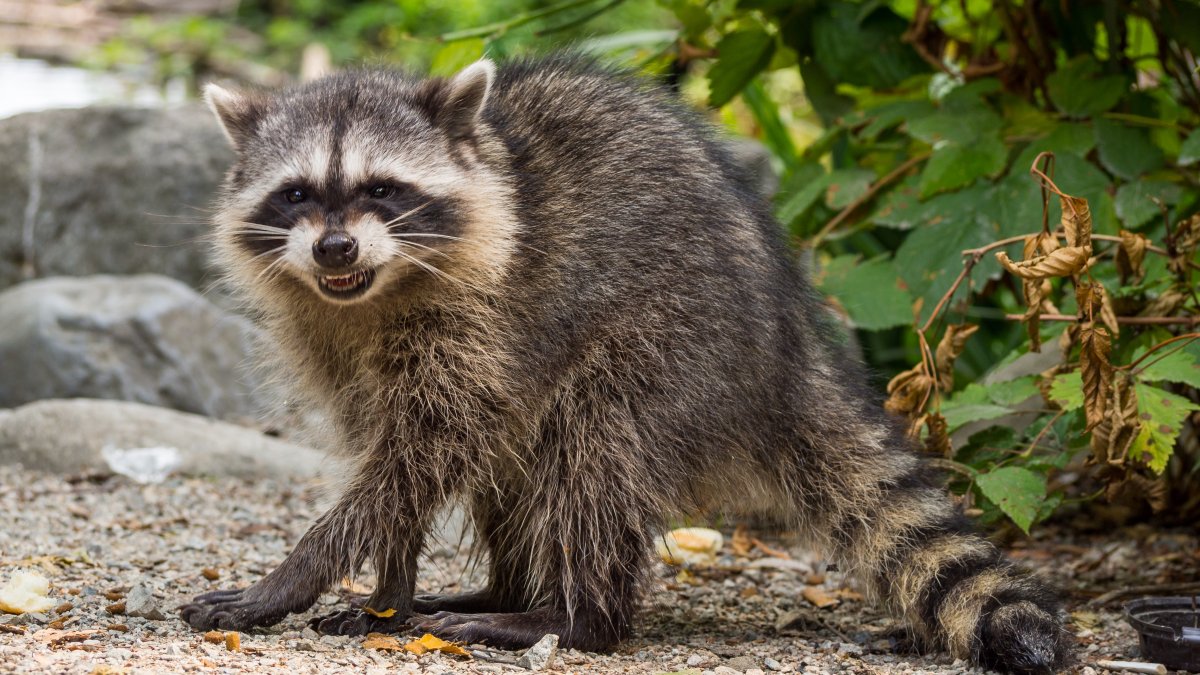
[1079,322,1113,431]
[1090,375,1140,466]
[1116,230,1148,285]
[996,246,1091,279]
[731,524,752,557]
[1139,289,1187,317]
[203,630,224,644]
[363,633,404,651]
[884,365,933,419]
[403,633,471,657]
[924,413,952,457]
[1061,194,1092,248]
[1169,213,1200,277]
[934,324,978,391]
[801,585,840,609]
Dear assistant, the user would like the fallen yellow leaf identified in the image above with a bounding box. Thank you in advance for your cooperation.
[802,585,840,609]
[404,633,470,657]
[362,633,404,651]
[363,606,397,618]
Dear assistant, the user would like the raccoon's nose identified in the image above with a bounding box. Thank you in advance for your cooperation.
[313,232,359,268]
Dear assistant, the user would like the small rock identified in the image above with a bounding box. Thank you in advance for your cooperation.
[688,652,718,668]
[123,583,165,621]
[726,655,759,670]
[515,633,559,671]
[301,626,320,640]
[764,657,784,671]
[713,667,742,675]
[747,670,766,675]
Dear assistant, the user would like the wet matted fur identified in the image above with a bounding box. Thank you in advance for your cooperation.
[179,55,1073,673]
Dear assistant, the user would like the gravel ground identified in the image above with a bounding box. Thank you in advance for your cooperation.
[0,465,1194,674]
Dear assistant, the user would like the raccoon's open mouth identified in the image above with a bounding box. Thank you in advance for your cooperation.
[316,268,376,299]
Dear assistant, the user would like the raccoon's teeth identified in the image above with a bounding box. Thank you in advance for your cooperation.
[319,270,368,291]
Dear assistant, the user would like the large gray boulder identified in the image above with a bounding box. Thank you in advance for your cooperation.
[0,274,271,421]
[0,104,230,291]
[0,399,323,480]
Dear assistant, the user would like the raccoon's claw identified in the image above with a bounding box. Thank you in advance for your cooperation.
[412,590,502,614]
[310,608,406,636]
[180,587,291,631]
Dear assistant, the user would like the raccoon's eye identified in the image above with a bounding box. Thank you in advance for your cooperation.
[284,188,307,204]
[368,185,393,199]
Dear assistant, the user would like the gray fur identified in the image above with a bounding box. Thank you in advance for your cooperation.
[181,56,1071,673]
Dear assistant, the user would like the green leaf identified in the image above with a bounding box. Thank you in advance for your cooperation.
[825,169,876,209]
[985,376,1041,406]
[975,466,1047,533]
[810,1,929,90]
[1094,117,1166,180]
[1115,180,1184,229]
[942,403,1014,431]
[893,183,995,322]
[1138,349,1200,390]
[817,255,913,330]
[707,28,775,107]
[906,107,1002,145]
[1048,372,1083,411]
[1014,124,1096,172]
[774,163,828,227]
[860,100,935,139]
[1180,128,1200,167]
[1046,57,1128,118]
[429,39,486,77]
[1132,384,1200,473]
[918,136,1007,198]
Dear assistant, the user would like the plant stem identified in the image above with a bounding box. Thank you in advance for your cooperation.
[1127,333,1200,374]
[1002,313,1200,326]
[440,0,602,41]
[535,0,627,36]
[810,151,931,248]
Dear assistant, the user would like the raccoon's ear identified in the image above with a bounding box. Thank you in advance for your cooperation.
[204,83,266,151]
[436,59,495,141]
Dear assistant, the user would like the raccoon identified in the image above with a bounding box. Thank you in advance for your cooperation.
[180,56,1072,673]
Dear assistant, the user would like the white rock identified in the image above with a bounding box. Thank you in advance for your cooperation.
[516,633,559,671]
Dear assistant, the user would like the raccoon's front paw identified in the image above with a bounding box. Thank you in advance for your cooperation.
[180,587,292,631]
[309,608,407,636]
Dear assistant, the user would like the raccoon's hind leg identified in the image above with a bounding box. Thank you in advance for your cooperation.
[784,414,1072,674]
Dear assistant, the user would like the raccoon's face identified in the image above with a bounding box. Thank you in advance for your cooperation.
[206,60,512,305]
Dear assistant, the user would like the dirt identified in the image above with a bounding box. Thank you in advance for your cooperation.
[0,465,1196,674]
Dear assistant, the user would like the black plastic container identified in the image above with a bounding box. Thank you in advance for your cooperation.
[1125,596,1200,672]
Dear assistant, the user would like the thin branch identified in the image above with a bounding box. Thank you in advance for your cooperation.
[535,0,627,36]
[810,151,931,247]
[1085,580,1200,607]
[1128,334,1200,374]
[921,252,982,334]
[1003,313,1200,326]
[439,0,601,41]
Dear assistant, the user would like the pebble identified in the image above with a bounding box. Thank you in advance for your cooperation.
[764,657,785,671]
[515,633,559,670]
[123,583,165,621]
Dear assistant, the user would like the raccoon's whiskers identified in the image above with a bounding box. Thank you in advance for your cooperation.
[381,201,434,230]
[391,238,450,258]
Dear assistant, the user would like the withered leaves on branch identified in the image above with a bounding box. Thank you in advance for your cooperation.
[935,323,978,391]
[1089,375,1140,467]
[1116,230,1148,285]
[1077,321,1113,432]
